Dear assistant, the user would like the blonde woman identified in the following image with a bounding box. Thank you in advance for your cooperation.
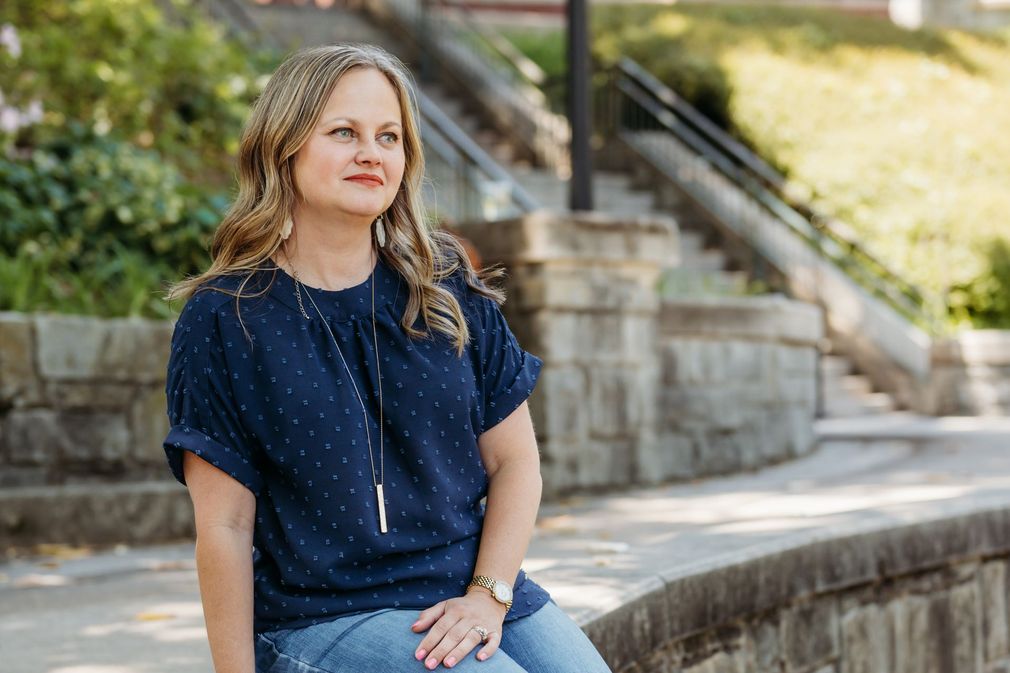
[163,44,612,673]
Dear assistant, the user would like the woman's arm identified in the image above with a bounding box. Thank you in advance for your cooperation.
[184,451,258,673]
[411,400,542,669]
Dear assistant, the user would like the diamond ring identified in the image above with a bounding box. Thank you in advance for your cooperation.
[470,625,489,643]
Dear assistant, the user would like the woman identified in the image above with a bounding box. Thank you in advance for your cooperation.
[162,44,613,673]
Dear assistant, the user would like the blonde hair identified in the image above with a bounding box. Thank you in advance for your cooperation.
[164,44,504,355]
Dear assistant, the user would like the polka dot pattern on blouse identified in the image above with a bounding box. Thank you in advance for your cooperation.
[163,255,549,635]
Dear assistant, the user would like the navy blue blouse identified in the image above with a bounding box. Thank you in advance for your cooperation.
[162,254,549,634]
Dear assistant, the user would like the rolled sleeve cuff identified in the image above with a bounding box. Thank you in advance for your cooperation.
[163,424,264,497]
[482,351,543,434]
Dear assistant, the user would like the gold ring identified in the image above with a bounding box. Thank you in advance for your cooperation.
[471,625,489,643]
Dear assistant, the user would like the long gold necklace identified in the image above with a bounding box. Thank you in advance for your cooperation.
[291,251,387,534]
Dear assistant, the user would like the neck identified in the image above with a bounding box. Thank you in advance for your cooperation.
[275,220,377,291]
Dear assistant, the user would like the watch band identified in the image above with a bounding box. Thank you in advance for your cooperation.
[468,575,513,610]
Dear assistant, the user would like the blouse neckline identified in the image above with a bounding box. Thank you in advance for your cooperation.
[254,252,405,322]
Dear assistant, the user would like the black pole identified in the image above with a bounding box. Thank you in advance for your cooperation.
[567,0,593,211]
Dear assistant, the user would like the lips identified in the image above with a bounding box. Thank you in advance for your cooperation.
[346,175,383,186]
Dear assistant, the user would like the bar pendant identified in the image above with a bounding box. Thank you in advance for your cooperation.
[376,484,388,534]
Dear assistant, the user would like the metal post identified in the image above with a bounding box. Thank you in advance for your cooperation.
[567,0,593,211]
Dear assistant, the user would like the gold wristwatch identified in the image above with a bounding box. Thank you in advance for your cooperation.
[468,575,513,611]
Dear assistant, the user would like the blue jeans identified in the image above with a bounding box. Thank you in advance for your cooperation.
[254,599,613,673]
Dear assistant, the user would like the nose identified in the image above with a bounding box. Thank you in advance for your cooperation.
[355,138,382,166]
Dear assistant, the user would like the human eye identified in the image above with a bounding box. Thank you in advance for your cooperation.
[380,132,399,143]
[330,127,354,138]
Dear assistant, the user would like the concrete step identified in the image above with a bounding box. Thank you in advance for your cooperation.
[679,249,727,273]
[659,268,749,297]
[820,355,853,378]
[823,392,896,417]
[822,374,875,398]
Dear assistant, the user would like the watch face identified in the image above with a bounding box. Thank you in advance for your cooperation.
[492,581,513,603]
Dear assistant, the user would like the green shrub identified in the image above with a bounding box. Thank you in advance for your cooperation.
[505,4,1010,329]
[0,0,275,182]
[0,124,227,317]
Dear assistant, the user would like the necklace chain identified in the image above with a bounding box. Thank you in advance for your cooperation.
[290,253,387,532]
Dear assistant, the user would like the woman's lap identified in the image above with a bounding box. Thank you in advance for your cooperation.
[255,600,612,673]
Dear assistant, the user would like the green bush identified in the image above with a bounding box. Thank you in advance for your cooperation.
[0,0,274,182]
[505,5,1010,330]
[0,124,228,317]
[0,1,280,317]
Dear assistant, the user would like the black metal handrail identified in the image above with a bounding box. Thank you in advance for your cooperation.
[610,56,940,330]
[417,88,539,220]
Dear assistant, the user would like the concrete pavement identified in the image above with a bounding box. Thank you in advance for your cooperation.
[2,413,1009,672]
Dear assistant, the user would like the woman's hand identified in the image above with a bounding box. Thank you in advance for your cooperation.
[412,589,507,669]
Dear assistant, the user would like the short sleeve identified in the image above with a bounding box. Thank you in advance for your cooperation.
[471,292,543,434]
[163,292,264,497]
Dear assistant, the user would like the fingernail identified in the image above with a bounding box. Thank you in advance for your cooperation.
[446,657,456,667]
[415,649,426,660]
[426,657,438,669]
[478,653,487,661]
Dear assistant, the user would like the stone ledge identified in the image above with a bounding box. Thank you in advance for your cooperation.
[933,330,1010,366]
[0,481,193,548]
[659,294,823,346]
[576,502,1010,671]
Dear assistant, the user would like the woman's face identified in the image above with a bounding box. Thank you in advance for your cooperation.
[291,67,406,226]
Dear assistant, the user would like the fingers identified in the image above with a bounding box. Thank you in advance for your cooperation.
[475,629,502,663]
[424,621,484,669]
[412,601,448,633]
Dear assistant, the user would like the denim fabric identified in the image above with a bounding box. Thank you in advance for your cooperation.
[254,599,613,673]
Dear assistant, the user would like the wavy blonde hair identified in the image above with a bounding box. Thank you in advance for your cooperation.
[164,44,505,356]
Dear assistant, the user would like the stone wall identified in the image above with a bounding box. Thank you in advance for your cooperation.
[929,330,1010,416]
[456,210,824,498]
[0,312,172,487]
[890,0,1010,30]
[1,211,825,544]
[651,295,822,483]
[584,507,1010,673]
[0,312,192,547]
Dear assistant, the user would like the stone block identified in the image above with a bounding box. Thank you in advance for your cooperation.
[0,312,42,406]
[890,585,980,673]
[0,481,195,548]
[681,651,746,673]
[130,385,170,464]
[57,411,131,466]
[35,314,172,383]
[638,432,694,483]
[841,604,892,673]
[43,381,137,410]
[781,597,839,672]
[981,561,1010,664]
[1,408,129,468]
[531,365,588,441]
[2,409,60,465]
[588,368,644,439]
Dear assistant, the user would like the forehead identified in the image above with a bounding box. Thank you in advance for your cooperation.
[319,67,402,123]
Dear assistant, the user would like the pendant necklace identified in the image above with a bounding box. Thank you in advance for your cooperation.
[291,251,388,534]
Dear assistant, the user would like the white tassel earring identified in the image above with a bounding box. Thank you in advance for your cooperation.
[280,217,293,241]
[374,214,386,248]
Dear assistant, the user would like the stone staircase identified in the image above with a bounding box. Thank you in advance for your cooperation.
[820,352,898,417]
[218,1,903,417]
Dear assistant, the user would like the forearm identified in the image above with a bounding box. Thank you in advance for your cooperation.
[472,455,543,587]
[195,525,256,673]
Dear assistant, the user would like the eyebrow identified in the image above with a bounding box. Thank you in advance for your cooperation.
[323,117,402,129]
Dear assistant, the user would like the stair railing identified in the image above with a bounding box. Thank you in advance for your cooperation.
[417,88,540,223]
[607,56,942,334]
[362,0,571,173]
[605,56,934,404]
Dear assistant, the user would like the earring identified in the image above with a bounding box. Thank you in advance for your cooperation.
[280,217,293,240]
[374,214,386,248]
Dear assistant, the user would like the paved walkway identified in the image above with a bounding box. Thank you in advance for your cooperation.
[2,413,1009,672]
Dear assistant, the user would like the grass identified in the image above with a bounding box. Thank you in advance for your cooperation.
[498,4,1010,328]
